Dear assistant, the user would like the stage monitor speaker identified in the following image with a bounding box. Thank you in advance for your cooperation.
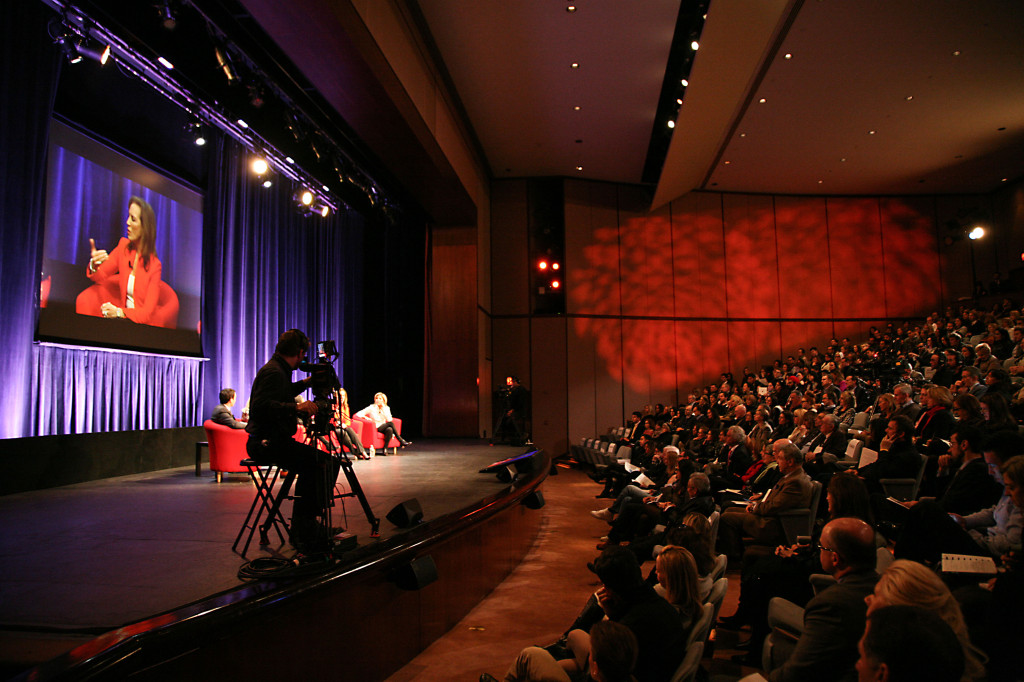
[522,490,545,509]
[392,554,438,591]
[386,498,423,528]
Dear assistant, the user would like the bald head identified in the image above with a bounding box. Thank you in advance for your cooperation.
[822,517,876,573]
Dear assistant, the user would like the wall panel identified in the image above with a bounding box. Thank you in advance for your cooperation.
[724,194,780,319]
[530,317,568,457]
[776,196,833,319]
[827,198,885,320]
[880,196,943,317]
[490,180,529,316]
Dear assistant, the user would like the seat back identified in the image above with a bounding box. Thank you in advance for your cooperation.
[707,577,729,624]
[685,602,715,650]
[669,641,704,682]
[851,411,870,431]
[778,479,822,544]
[708,509,721,549]
[203,420,249,475]
[709,553,728,582]
[880,453,927,501]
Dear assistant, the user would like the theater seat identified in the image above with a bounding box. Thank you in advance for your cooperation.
[204,419,248,483]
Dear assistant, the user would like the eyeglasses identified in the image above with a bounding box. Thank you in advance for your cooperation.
[818,543,837,554]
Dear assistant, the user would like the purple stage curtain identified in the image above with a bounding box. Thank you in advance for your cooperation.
[0,2,61,439]
[200,134,366,421]
[31,344,202,435]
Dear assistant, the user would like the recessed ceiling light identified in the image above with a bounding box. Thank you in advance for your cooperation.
[575,166,583,171]
[573,105,581,111]
[691,41,699,51]
[905,95,914,101]
[285,156,294,164]
[952,50,961,56]
[667,120,675,129]
[1002,178,1008,182]
[237,119,248,128]
[759,98,766,103]
[818,180,824,184]
[571,62,579,68]
[739,133,746,137]
[869,130,876,135]
[157,56,174,69]
[841,158,846,162]
[724,161,730,165]
[784,53,792,59]
[676,98,683,105]
[680,79,688,87]
[262,179,272,188]
[322,185,330,192]
[566,4,576,12]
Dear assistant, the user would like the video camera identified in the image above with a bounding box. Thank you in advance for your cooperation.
[298,339,342,435]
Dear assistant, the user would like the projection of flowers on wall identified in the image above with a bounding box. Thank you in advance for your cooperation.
[568,198,940,392]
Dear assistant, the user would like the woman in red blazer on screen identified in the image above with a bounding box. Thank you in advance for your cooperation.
[77,196,163,325]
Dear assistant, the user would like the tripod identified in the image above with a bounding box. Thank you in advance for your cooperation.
[305,394,381,539]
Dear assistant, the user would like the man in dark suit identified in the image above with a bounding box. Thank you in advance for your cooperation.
[858,415,921,495]
[766,517,879,682]
[801,413,847,475]
[709,425,752,488]
[718,440,813,558]
[211,387,246,429]
[892,383,921,423]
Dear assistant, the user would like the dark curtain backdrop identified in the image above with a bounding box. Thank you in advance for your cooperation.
[0,1,61,439]
[201,133,366,419]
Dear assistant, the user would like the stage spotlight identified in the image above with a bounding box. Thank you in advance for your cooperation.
[157,1,177,30]
[76,41,112,65]
[969,226,985,240]
[551,262,560,270]
[262,179,273,188]
[293,188,314,207]
[319,204,330,217]
[251,157,269,175]
[538,260,548,270]
[185,121,205,146]
[551,280,561,289]
[214,44,238,84]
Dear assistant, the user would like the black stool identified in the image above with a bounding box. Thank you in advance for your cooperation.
[232,458,296,557]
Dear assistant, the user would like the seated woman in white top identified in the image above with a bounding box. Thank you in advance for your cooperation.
[356,392,411,452]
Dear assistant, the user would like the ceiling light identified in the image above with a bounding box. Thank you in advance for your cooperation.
[869,130,876,135]
[157,1,177,30]
[76,41,112,65]
[691,41,699,50]
[575,166,583,172]
[538,260,548,270]
[566,4,576,11]
[573,105,581,111]
[571,62,579,68]
[320,205,330,218]
[551,280,561,289]
[251,158,269,175]
[667,120,675,129]
[905,95,914,101]
[236,119,248,128]
[157,56,174,69]
[295,189,314,206]
[680,79,688,87]
[285,157,294,164]
[214,44,238,84]
[262,179,273,188]
[784,53,792,59]
[759,98,766,103]
[724,161,730,165]
[739,133,746,138]
[552,263,560,271]
[969,226,985,240]
[322,185,330,192]
[952,50,961,56]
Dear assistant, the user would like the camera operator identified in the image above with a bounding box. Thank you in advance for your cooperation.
[492,375,529,446]
[246,329,340,554]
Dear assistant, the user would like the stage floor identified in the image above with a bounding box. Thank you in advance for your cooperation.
[0,439,523,636]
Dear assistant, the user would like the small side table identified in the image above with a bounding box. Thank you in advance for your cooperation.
[195,441,209,477]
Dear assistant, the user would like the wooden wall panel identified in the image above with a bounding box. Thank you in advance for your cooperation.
[566,318,599,442]
[775,196,833,319]
[827,198,885,320]
[491,318,530,440]
[723,194,780,319]
[618,185,663,318]
[490,180,529,316]
[694,193,728,319]
[530,317,568,456]
[880,196,943,317]
[426,227,478,436]
[669,193,705,318]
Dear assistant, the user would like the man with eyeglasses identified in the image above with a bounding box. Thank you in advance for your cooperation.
[764,517,879,682]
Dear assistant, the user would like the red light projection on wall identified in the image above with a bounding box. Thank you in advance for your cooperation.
[568,196,941,393]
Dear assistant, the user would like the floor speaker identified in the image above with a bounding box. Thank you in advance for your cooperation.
[386,498,424,528]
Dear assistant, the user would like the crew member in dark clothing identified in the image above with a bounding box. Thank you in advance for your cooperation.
[492,375,529,445]
[246,329,340,553]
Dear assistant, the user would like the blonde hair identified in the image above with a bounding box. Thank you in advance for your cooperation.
[656,546,701,621]
[876,560,986,681]
[926,386,954,409]
[374,392,388,405]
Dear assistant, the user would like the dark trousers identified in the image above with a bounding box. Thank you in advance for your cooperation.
[247,435,339,536]
[337,425,366,456]
[377,421,404,445]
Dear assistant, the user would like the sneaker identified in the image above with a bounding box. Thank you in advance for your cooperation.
[590,508,614,521]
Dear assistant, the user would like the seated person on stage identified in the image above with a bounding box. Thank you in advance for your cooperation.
[764,517,879,682]
[856,606,965,682]
[857,415,921,495]
[356,392,411,452]
[334,387,369,460]
[211,387,246,429]
[718,440,813,559]
[245,329,341,554]
[482,620,638,682]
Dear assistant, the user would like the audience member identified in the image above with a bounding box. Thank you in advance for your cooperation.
[856,605,965,682]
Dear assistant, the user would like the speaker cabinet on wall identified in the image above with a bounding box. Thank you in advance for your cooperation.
[386,498,424,528]
[391,554,438,591]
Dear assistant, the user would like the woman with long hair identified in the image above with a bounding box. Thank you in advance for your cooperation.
[77,196,165,325]
[334,388,369,459]
[866,560,986,682]
[654,545,703,630]
[355,392,411,453]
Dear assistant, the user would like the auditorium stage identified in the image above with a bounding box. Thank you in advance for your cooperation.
[0,439,532,673]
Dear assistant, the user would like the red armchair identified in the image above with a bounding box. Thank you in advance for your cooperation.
[204,419,249,483]
[352,415,402,456]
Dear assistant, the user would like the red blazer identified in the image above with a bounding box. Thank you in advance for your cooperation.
[87,237,163,325]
